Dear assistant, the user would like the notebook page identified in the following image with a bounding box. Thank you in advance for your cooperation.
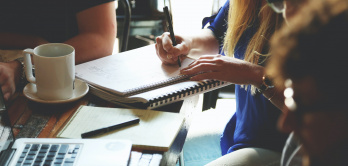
[75,45,194,96]
[57,106,184,151]
[57,106,138,138]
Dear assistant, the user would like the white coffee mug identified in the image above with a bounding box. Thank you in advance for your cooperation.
[23,43,75,100]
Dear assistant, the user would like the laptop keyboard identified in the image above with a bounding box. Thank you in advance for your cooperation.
[16,143,81,166]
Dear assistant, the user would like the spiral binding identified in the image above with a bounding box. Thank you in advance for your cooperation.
[124,74,191,96]
[88,79,231,109]
[148,80,229,108]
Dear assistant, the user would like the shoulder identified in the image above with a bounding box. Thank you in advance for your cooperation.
[72,0,115,13]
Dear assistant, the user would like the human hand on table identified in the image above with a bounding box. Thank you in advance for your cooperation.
[180,54,264,86]
[0,61,21,101]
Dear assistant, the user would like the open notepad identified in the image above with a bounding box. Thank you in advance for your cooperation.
[57,106,184,151]
[75,44,231,109]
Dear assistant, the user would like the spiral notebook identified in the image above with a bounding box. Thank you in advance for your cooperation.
[75,45,231,109]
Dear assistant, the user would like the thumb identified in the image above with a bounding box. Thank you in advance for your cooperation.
[170,42,190,58]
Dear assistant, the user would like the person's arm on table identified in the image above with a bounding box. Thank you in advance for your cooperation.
[180,55,286,111]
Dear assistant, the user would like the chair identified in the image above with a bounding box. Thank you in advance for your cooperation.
[118,0,131,52]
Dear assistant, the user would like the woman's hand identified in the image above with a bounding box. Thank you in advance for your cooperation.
[155,32,191,65]
[0,61,21,101]
[180,55,263,86]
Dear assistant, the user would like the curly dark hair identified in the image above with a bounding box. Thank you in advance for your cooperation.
[268,0,348,102]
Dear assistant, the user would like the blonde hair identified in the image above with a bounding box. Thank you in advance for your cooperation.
[223,0,283,93]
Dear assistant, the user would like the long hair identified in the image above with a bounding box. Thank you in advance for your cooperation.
[223,0,283,93]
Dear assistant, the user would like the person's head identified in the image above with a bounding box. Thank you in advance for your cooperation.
[268,0,348,164]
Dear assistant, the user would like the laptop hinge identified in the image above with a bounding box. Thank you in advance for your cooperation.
[0,149,16,166]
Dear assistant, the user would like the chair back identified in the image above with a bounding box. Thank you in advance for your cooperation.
[118,0,131,52]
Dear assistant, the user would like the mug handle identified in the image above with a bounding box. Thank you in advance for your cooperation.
[23,49,36,84]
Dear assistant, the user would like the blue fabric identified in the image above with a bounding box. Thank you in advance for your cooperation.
[202,0,229,52]
[204,0,288,156]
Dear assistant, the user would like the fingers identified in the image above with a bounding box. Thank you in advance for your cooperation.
[156,34,177,65]
[2,89,11,101]
[161,32,174,52]
[182,54,225,71]
[156,37,176,65]
[172,42,189,57]
[181,57,218,71]
[0,63,17,101]
[181,62,227,81]
[180,54,226,80]
[1,83,15,101]
[167,53,173,59]
[181,61,221,76]
[155,32,189,65]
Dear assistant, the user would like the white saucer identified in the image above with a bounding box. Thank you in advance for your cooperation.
[23,79,89,104]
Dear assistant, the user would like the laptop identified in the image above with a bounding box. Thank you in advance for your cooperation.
[0,89,133,166]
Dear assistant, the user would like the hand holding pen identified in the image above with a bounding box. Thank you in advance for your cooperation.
[155,32,190,65]
[155,6,191,66]
[163,6,181,67]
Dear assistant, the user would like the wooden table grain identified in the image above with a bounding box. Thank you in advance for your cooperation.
[2,92,203,166]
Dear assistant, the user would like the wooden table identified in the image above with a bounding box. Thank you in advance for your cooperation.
[2,92,203,166]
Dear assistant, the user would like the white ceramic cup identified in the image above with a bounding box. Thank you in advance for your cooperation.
[23,43,75,100]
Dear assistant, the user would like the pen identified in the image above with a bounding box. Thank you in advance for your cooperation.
[163,6,181,67]
[81,118,140,138]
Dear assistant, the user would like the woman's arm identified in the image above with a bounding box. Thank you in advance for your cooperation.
[180,54,286,111]
[65,1,116,64]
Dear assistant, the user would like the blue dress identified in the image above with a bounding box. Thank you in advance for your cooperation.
[203,0,288,155]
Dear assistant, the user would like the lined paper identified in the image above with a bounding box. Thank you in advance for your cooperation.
[57,106,184,151]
